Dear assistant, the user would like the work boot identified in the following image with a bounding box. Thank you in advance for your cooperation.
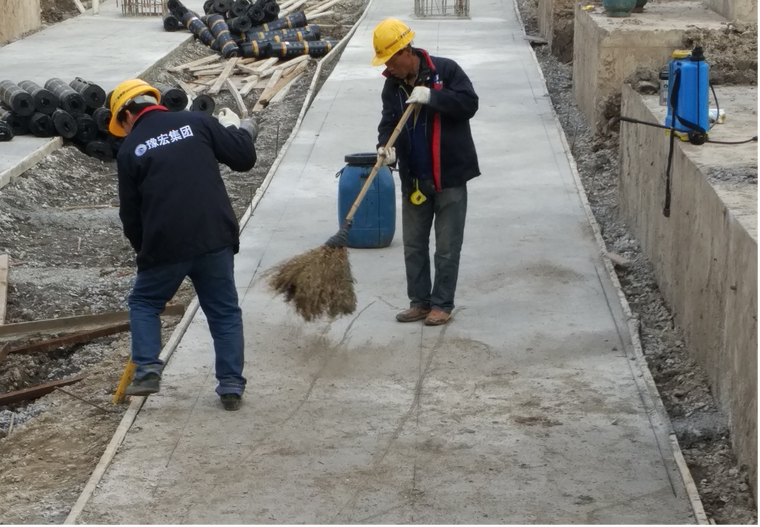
[396,306,431,323]
[424,309,451,326]
[220,394,242,411]
[125,373,160,396]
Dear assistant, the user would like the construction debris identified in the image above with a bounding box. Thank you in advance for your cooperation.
[0,303,186,341]
[0,374,86,406]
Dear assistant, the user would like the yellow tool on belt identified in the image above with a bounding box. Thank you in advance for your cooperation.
[410,180,427,205]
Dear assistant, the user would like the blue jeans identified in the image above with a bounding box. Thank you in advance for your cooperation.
[128,246,246,396]
[402,184,468,313]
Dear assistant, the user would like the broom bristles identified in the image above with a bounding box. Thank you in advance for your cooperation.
[266,244,357,322]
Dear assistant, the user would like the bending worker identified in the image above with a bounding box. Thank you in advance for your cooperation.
[373,19,480,326]
[110,79,257,411]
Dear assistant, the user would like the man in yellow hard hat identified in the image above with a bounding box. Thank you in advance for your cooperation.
[110,78,258,411]
[372,18,480,327]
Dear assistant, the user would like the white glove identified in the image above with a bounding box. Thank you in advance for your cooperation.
[217,107,241,128]
[406,86,431,105]
[377,146,396,165]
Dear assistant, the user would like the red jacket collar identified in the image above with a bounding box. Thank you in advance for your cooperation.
[133,105,169,129]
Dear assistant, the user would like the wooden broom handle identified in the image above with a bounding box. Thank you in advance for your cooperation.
[344,103,417,223]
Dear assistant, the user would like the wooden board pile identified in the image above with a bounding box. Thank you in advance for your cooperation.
[164,0,343,60]
[169,52,314,116]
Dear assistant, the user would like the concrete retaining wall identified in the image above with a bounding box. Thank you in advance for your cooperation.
[572,1,726,133]
[0,0,41,46]
[705,0,757,21]
[537,0,574,62]
[619,84,758,495]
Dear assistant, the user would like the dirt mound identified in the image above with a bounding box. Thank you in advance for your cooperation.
[683,23,758,85]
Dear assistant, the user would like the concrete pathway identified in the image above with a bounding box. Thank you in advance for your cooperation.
[77,0,696,523]
[0,0,203,187]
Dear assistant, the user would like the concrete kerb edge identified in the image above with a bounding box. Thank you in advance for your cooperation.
[63,296,200,525]
[0,137,63,191]
[511,3,708,524]
[63,4,375,523]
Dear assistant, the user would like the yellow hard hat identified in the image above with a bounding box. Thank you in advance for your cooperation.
[371,18,415,67]
[108,79,161,137]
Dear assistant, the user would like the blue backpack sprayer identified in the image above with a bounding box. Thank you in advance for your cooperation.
[618,46,757,217]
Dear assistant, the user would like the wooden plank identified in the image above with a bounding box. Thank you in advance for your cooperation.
[177,79,197,99]
[282,0,310,15]
[0,254,7,325]
[168,54,220,73]
[0,375,86,406]
[8,323,131,355]
[72,0,86,14]
[237,63,263,76]
[240,77,261,97]
[0,304,186,341]
[92,0,99,14]
[305,10,334,19]
[252,57,278,74]
[274,54,310,71]
[305,0,341,15]
[253,69,284,112]
[225,79,249,118]
[209,57,240,95]
[269,72,303,104]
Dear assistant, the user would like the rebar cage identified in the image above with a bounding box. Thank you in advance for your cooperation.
[414,0,470,18]
[119,0,165,16]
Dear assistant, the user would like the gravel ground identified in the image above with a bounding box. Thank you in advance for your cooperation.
[515,0,757,523]
[0,0,367,523]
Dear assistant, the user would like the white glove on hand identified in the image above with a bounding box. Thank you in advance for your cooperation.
[217,107,241,128]
[377,146,396,166]
[406,86,431,105]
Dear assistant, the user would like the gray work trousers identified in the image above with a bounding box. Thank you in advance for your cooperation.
[401,183,468,313]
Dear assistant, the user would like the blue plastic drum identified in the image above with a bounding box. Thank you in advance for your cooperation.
[337,153,396,248]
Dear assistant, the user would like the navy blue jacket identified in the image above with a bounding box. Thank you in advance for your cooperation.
[117,107,256,270]
[378,48,480,192]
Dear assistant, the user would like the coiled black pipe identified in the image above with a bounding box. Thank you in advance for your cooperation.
[181,11,218,50]
[248,25,321,43]
[51,108,77,139]
[86,139,113,161]
[28,112,54,137]
[91,107,111,133]
[227,16,252,32]
[70,77,107,110]
[0,120,13,141]
[190,94,215,115]
[267,39,337,59]
[75,114,98,142]
[231,0,250,17]
[262,0,279,21]
[250,11,307,33]
[163,12,182,31]
[108,134,125,157]
[240,40,269,58]
[207,14,240,58]
[18,80,59,115]
[0,105,29,135]
[166,0,189,17]
[45,78,87,116]
[213,0,233,13]
[0,80,35,117]
[156,84,188,112]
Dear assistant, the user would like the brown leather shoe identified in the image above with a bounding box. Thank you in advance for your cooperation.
[396,306,431,322]
[424,309,451,326]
